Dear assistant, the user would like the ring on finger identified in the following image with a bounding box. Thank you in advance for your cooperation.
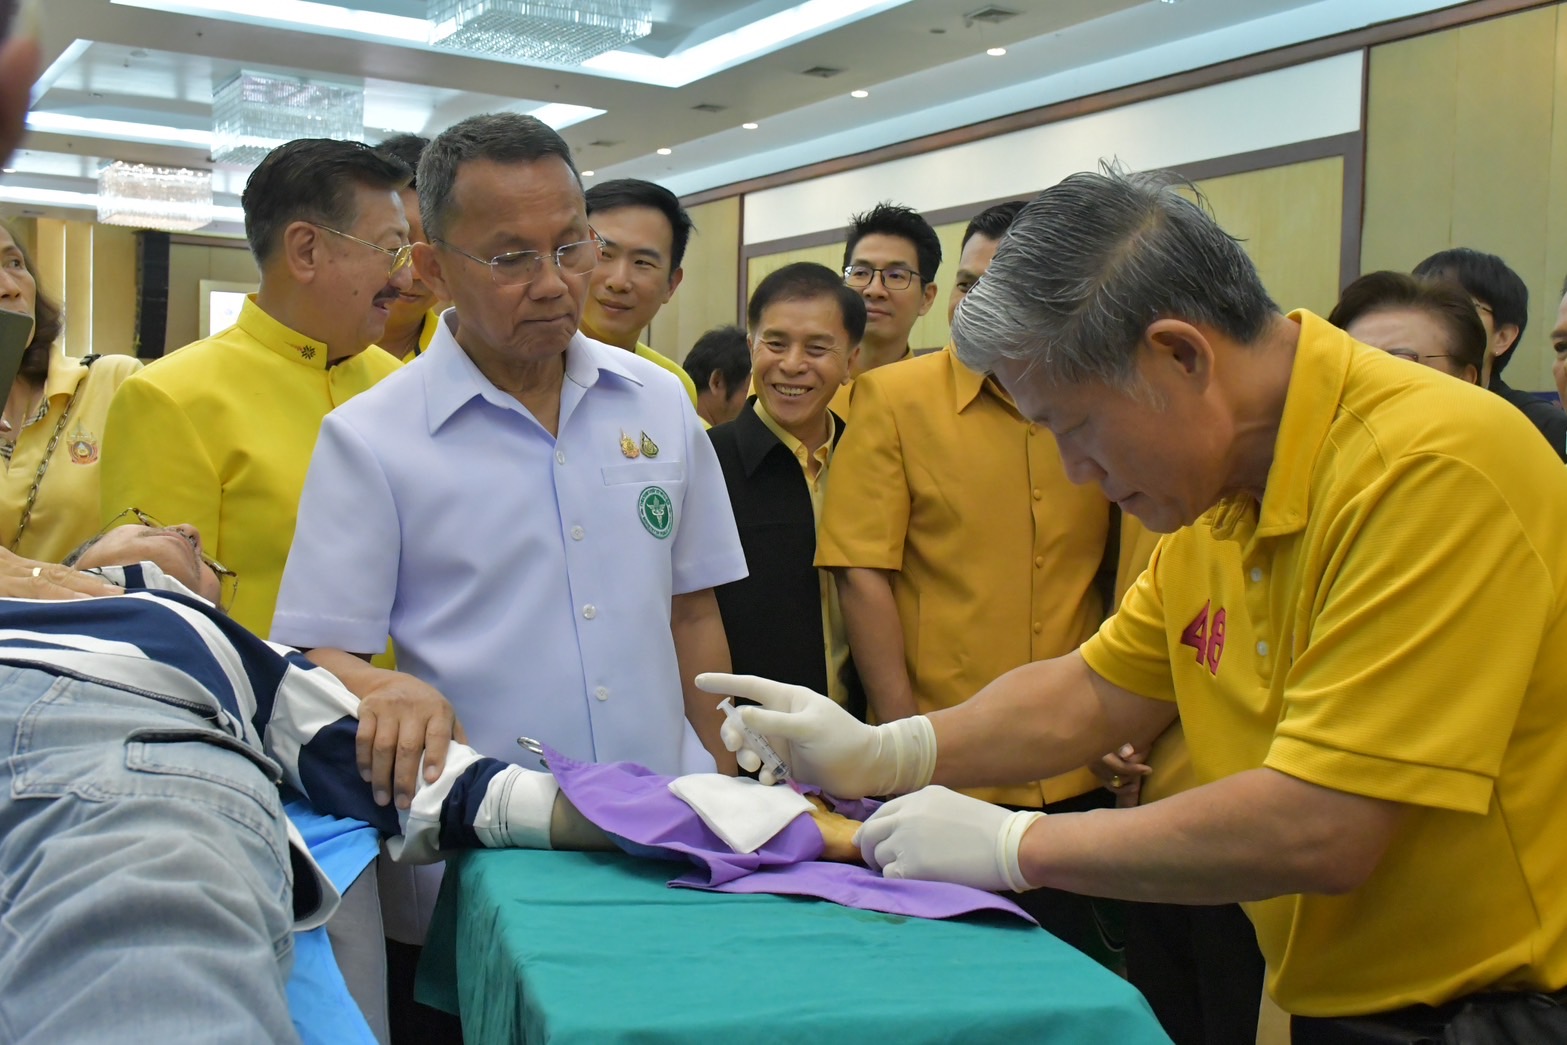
[1110,774,1125,789]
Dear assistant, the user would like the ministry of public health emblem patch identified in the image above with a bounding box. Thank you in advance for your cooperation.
[637,485,673,539]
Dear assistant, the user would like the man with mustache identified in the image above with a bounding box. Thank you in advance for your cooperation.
[100,140,412,640]
[373,133,448,362]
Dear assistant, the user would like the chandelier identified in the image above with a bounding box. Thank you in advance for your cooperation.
[97,163,214,232]
[428,0,653,64]
[211,71,364,167]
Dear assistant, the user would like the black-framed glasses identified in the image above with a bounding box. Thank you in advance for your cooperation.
[436,234,603,287]
[843,264,920,292]
[101,508,239,609]
[307,222,414,280]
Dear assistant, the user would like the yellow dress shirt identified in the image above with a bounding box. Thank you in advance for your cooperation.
[99,296,402,636]
[816,346,1111,807]
[1084,311,1567,1015]
[0,348,141,563]
[752,397,852,709]
[398,308,443,364]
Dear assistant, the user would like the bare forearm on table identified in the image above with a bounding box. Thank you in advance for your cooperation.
[834,567,917,720]
[1017,766,1402,904]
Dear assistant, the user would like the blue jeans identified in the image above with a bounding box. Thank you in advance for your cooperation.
[0,666,299,1043]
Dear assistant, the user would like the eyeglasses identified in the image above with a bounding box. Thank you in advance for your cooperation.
[307,222,414,280]
[101,508,239,610]
[1385,348,1453,364]
[436,235,603,287]
[844,264,921,292]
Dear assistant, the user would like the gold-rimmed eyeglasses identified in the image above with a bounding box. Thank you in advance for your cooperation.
[435,234,603,287]
[307,222,414,280]
[100,507,239,609]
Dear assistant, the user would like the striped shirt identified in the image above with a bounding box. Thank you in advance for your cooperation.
[0,563,558,925]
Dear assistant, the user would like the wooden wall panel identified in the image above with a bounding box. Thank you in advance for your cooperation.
[164,242,258,354]
[1365,4,1565,391]
[646,195,740,363]
[1193,157,1345,318]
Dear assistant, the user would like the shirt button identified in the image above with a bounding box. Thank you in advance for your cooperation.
[595,686,610,702]
[1032,488,1042,500]
[1028,423,1038,435]
[582,604,597,620]
[555,450,566,465]
[1034,556,1045,568]
[1249,567,1263,583]
[1032,621,1042,634]
[1256,641,1269,657]
[571,526,585,541]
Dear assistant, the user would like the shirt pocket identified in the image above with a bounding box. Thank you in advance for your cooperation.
[601,462,686,486]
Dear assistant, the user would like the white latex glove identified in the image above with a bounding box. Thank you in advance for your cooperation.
[694,672,936,798]
[854,785,1043,893]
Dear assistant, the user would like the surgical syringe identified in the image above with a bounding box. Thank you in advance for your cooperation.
[717,697,791,783]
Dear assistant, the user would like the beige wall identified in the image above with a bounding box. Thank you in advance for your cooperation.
[3,216,140,358]
[646,195,740,363]
[165,240,258,354]
[1363,3,1565,391]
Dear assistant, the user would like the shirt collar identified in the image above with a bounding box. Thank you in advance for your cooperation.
[944,344,1018,417]
[422,315,643,434]
[750,395,836,476]
[1211,309,1350,543]
[42,345,91,400]
[237,296,332,371]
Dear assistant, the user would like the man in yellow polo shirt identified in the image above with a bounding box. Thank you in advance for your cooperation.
[580,178,700,407]
[100,139,410,642]
[703,167,1567,1036]
[815,200,1118,961]
[373,133,447,362]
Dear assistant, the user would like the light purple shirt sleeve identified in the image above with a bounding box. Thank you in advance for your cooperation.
[271,411,401,653]
[668,394,747,596]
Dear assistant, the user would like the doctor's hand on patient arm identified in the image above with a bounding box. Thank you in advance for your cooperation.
[694,673,936,797]
[856,787,1041,892]
[302,648,467,811]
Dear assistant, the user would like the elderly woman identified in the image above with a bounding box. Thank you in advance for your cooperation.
[0,222,139,560]
[1327,270,1487,384]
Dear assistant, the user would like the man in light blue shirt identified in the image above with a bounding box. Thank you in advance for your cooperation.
[271,113,747,947]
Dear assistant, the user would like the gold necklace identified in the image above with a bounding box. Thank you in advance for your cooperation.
[8,356,96,552]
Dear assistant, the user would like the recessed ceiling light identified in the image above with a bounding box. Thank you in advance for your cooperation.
[742,122,759,130]
[657,147,673,155]
[851,89,869,99]
[582,170,595,177]
[986,47,1007,56]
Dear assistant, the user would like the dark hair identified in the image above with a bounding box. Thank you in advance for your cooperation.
[1328,271,1488,378]
[1412,248,1528,370]
[683,324,750,394]
[375,133,431,189]
[2,222,62,381]
[953,166,1276,388]
[585,178,695,273]
[844,202,942,284]
[419,113,578,244]
[242,139,412,265]
[960,199,1027,255]
[748,262,867,344]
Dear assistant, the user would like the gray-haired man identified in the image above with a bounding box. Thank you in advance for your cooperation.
[700,167,1567,1039]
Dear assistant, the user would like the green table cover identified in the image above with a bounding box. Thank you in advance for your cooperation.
[418,849,1172,1044]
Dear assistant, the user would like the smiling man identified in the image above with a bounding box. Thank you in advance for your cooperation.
[373,133,448,362]
[708,262,864,715]
[581,178,701,407]
[842,202,941,379]
[705,167,1567,1039]
[270,116,747,1001]
[100,139,411,640]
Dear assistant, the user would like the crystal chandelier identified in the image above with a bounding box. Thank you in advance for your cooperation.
[428,0,653,64]
[97,163,214,232]
[211,71,364,167]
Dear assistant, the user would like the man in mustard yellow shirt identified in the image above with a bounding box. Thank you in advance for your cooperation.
[100,139,411,642]
[704,168,1567,1036]
[580,178,700,407]
[816,200,1117,960]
